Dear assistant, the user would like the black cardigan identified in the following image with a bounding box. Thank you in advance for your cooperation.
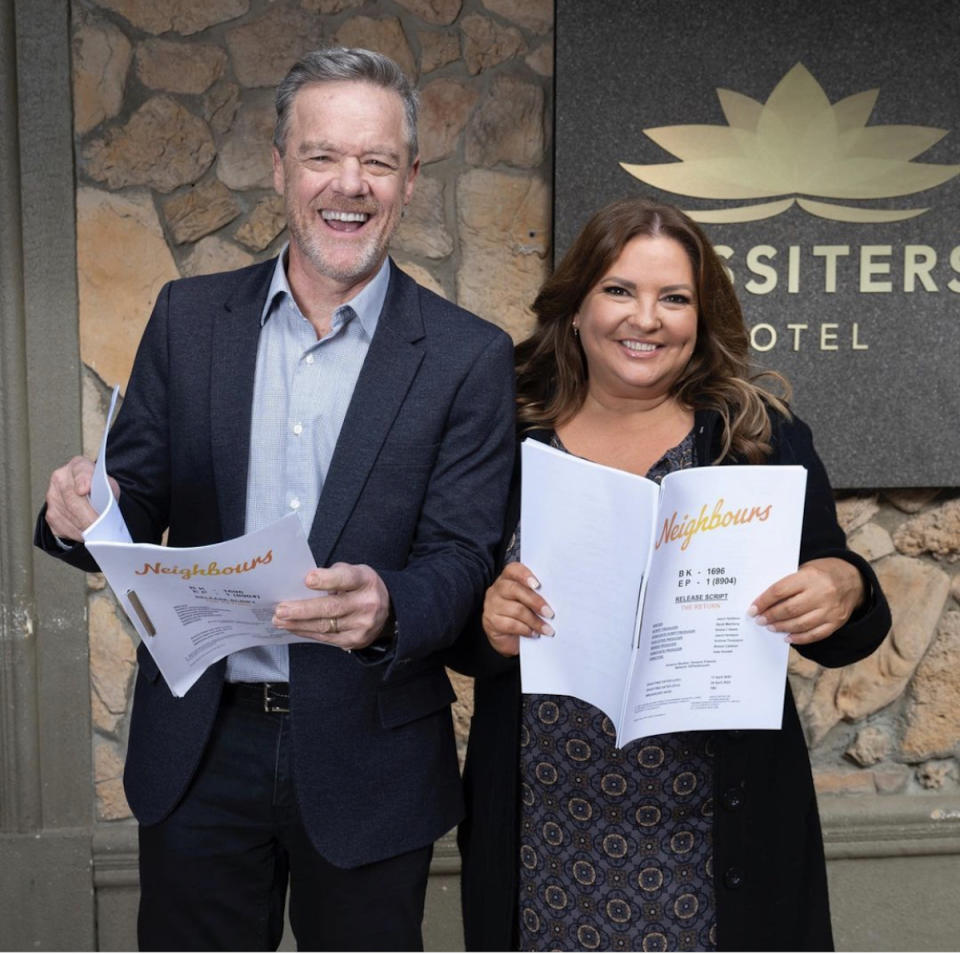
[451,409,890,952]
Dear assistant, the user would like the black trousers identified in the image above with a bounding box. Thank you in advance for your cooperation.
[137,684,433,951]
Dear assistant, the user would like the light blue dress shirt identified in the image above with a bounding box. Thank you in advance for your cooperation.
[225,249,389,683]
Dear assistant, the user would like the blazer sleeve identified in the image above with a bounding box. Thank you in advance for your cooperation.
[444,436,531,680]
[774,414,891,668]
[35,282,176,571]
[379,330,517,674]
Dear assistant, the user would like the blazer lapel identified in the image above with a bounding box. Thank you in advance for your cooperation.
[308,264,425,564]
[209,260,274,540]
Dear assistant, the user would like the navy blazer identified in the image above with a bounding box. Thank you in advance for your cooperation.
[37,258,516,868]
[453,411,891,951]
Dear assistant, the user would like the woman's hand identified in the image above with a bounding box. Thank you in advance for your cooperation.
[748,557,865,646]
[482,562,555,657]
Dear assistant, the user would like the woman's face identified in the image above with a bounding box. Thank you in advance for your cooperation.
[573,235,698,404]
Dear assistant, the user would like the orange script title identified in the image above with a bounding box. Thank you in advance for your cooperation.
[655,499,772,551]
[134,550,273,581]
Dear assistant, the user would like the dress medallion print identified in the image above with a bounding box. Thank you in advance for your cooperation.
[517,434,717,951]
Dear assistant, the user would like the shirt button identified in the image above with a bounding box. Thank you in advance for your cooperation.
[292,423,303,436]
[289,498,301,511]
[723,867,744,890]
[305,354,315,364]
[721,787,744,811]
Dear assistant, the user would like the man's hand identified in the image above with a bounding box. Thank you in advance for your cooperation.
[45,456,119,542]
[272,562,391,651]
[748,557,865,646]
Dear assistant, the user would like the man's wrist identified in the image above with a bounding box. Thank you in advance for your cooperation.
[52,529,81,551]
[369,609,398,653]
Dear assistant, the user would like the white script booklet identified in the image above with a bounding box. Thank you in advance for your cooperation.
[519,439,807,744]
[83,388,317,697]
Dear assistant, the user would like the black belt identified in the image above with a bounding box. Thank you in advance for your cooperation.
[223,682,290,713]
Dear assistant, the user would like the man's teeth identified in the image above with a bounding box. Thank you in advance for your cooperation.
[622,341,657,352]
[322,210,369,222]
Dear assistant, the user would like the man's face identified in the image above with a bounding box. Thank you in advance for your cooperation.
[273,80,418,288]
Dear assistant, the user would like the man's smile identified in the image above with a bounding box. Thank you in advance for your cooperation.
[320,208,372,232]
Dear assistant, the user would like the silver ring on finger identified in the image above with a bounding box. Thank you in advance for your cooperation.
[328,616,339,635]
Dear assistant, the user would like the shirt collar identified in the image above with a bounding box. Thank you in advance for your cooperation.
[260,245,391,339]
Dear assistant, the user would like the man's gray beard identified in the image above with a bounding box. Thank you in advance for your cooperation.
[301,238,383,284]
[287,209,392,285]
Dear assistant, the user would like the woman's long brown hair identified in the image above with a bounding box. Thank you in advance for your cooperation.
[516,197,789,462]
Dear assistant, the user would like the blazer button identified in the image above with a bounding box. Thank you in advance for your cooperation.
[721,787,744,811]
[723,867,744,890]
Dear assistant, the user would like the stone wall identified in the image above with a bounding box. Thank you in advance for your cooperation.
[798,493,960,796]
[70,0,958,827]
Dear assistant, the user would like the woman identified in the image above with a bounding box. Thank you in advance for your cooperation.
[455,198,890,952]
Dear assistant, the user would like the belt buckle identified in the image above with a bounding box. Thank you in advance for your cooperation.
[262,683,289,714]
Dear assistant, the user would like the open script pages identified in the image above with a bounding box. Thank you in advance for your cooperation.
[519,439,806,745]
[83,388,316,697]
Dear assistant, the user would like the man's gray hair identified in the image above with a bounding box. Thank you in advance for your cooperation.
[274,47,419,161]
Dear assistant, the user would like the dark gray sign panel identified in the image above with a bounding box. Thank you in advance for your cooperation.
[555,0,960,487]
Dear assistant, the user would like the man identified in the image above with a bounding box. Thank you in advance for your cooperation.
[37,48,515,951]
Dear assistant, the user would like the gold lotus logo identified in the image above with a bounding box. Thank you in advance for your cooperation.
[620,63,960,223]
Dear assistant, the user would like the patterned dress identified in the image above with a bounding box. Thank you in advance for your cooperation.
[515,432,717,952]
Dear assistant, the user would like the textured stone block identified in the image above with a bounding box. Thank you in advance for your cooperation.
[481,0,553,34]
[465,75,544,168]
[72,15,132,136]
[395,0,463,25]
[94,737,132,820]
[420,30,461,74]
[847,523,895,562]
[95,0,249,37]
[216,96,275,190]
[845,726,891,767]
[419,78,478,163]
[456,169,549,337]
[900,610,960,760]
[335,16,417,81]
[82,96,215,193]
[235,195,287,252]
[226,7,325,88]
[813,768,875,795]
[460,14,525,74]
[393,174,453,259]
[883,488,940,514]
[834,494,879,534]
[394,261,447,298]
[162,179,241,245]
[834,556,949,722]
[525,39,553,76]
[135,39,226,94]
[88,593,136,720]
[203,82,241,136]
[77,188,179,389]
[893,499,960,561]
[181,236,255,277]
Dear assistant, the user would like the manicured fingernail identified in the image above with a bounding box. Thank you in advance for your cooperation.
[755,615,767,626]
[541,623,555,637]
[540,605,555,619]
[527,631,540,639]
[275,606,288,620]
[747,604,758,617]
[528,576,540,589]
[765,624,778,633]
[783,634,795,644]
